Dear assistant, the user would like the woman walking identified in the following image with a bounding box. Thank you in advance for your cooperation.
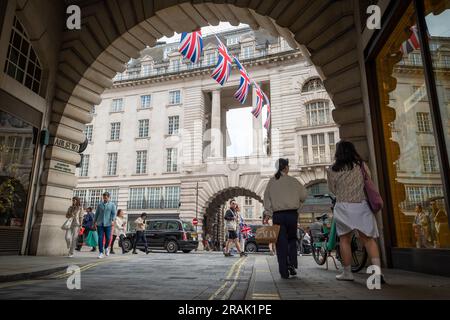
[263,158,307,279]
[327,141,384,282]
[65,197,84,257]
[110,209,127,254]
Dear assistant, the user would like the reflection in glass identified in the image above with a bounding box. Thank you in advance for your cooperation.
[424,0,450,248]
[376,2,449,249]
[0,111,36,228]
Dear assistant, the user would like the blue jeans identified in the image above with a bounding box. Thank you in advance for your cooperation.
[97,225,112,254]
[273,210,298,277]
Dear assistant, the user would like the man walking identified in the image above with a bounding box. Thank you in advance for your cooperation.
[94,192,117,259]
[224,200,247,257]
[132,212,149,255]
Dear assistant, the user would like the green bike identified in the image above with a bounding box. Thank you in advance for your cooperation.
[310,194,368,273]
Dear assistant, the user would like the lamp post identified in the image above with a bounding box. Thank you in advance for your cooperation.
[195,182,199,234]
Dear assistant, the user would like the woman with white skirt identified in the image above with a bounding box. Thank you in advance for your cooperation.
[327,141,384,282]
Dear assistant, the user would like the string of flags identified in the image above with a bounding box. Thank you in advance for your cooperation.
[179,30,271,130]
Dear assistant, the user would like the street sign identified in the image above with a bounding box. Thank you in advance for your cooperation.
[192,218,198,226]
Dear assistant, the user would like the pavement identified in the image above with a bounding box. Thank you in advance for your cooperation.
[1,250,450,300]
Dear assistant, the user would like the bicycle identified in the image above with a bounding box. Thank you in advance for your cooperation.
[309,194,368,273]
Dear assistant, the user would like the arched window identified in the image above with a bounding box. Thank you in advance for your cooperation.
[306,101,331,126]
[302,78,324,93]
[4,17,42,95]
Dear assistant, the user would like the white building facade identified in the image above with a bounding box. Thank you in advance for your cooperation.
[74,27,339,240]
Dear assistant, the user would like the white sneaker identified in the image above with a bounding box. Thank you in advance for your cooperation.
[98,253,104,259]
[336,272,354,281]
[105,248,110,256]
[68,254,74,258]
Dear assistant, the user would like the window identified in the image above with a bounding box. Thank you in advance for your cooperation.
[206,52,216,66]
[167,221,180,231]
[227,36,239,46]
[170,59,181,72]
[409,53,422,66]
[168,116,180,135]
[142,64,151,76]
[4,17,42,94]
[301,135,309,165]
[421,146,438,173]
[244,207,253,219]
[311,134,326,164]
[136,151,147,174]
[328,132,336,161]
[74,188,119,208]
[149,187,163,208]
[165,186,180,208]
[163,47,174,59]
[242,46,253,59]
[84,125,93,143]
[106,153,118,176]
[138,119,149,138]
[79,154,90,177]
[169,90,181,105]
[302,78,324,93]
[111,99,124,112]
[306,101,331,126]
[416,112,432,133]
[167,148,178,172]
[245,197,253,206]
[110,122,121,141]
[141,95,151,109]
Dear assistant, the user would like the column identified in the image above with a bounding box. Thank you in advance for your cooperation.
[252,85,263,156]
[211,89,223,158]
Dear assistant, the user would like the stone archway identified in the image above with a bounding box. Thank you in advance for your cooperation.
[30,0,370,255]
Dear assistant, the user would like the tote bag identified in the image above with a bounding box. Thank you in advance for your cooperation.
[361,164,384,213]
[85,230,99,247]
[255,225,280,244]
[61,218,73,231]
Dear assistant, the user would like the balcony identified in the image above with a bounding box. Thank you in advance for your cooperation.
[113,48,298,83]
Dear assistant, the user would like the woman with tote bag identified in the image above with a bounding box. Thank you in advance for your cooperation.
[64,197,84,257]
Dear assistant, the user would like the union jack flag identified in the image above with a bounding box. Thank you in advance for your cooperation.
[234,57,251,104]
[211,36,234,86]
[251,83,264,118]
[263,91,271,130]
[179,30,203,64]
[400,25,420,56]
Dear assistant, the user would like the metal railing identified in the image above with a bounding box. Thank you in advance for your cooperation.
[127,200,180,210]
[113,48,296,83]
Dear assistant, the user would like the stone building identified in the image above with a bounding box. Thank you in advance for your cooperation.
[0,0,449,276]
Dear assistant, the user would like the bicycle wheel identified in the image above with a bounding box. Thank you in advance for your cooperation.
[350,234,368,273]
[311,240,327,266]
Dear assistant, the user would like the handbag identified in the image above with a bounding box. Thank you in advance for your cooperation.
[255,225,280,244]
[61,217,73,231]
[85,230,99,247]
[360,164,384,213]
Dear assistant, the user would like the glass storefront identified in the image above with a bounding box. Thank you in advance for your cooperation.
[0,110,37,252]
[375,0,450,249]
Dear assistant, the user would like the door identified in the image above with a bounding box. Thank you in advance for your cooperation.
[147,220,167,249]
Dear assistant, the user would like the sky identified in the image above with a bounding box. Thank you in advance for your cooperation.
[426,10,450,37]
[159,22,249,44]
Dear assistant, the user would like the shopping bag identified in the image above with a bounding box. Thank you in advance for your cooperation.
[78,227,85,236]
[255,225,280,244]
[85,230,98,247]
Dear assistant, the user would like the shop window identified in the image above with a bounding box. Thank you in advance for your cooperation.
[4,17,42,95]
[374,1,450,249]
[0,111,37,229]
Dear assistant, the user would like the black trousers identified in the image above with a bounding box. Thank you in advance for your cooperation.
[111,234,126,253]
[133,231,148,252]
[273,210,298,277]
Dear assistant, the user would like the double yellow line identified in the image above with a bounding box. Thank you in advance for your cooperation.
[209,257,247,300]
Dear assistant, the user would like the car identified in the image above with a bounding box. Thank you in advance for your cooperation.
[123,219,199,253]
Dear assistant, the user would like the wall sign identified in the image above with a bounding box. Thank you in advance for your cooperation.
[50,137,80,153]
[49,160,75,175]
